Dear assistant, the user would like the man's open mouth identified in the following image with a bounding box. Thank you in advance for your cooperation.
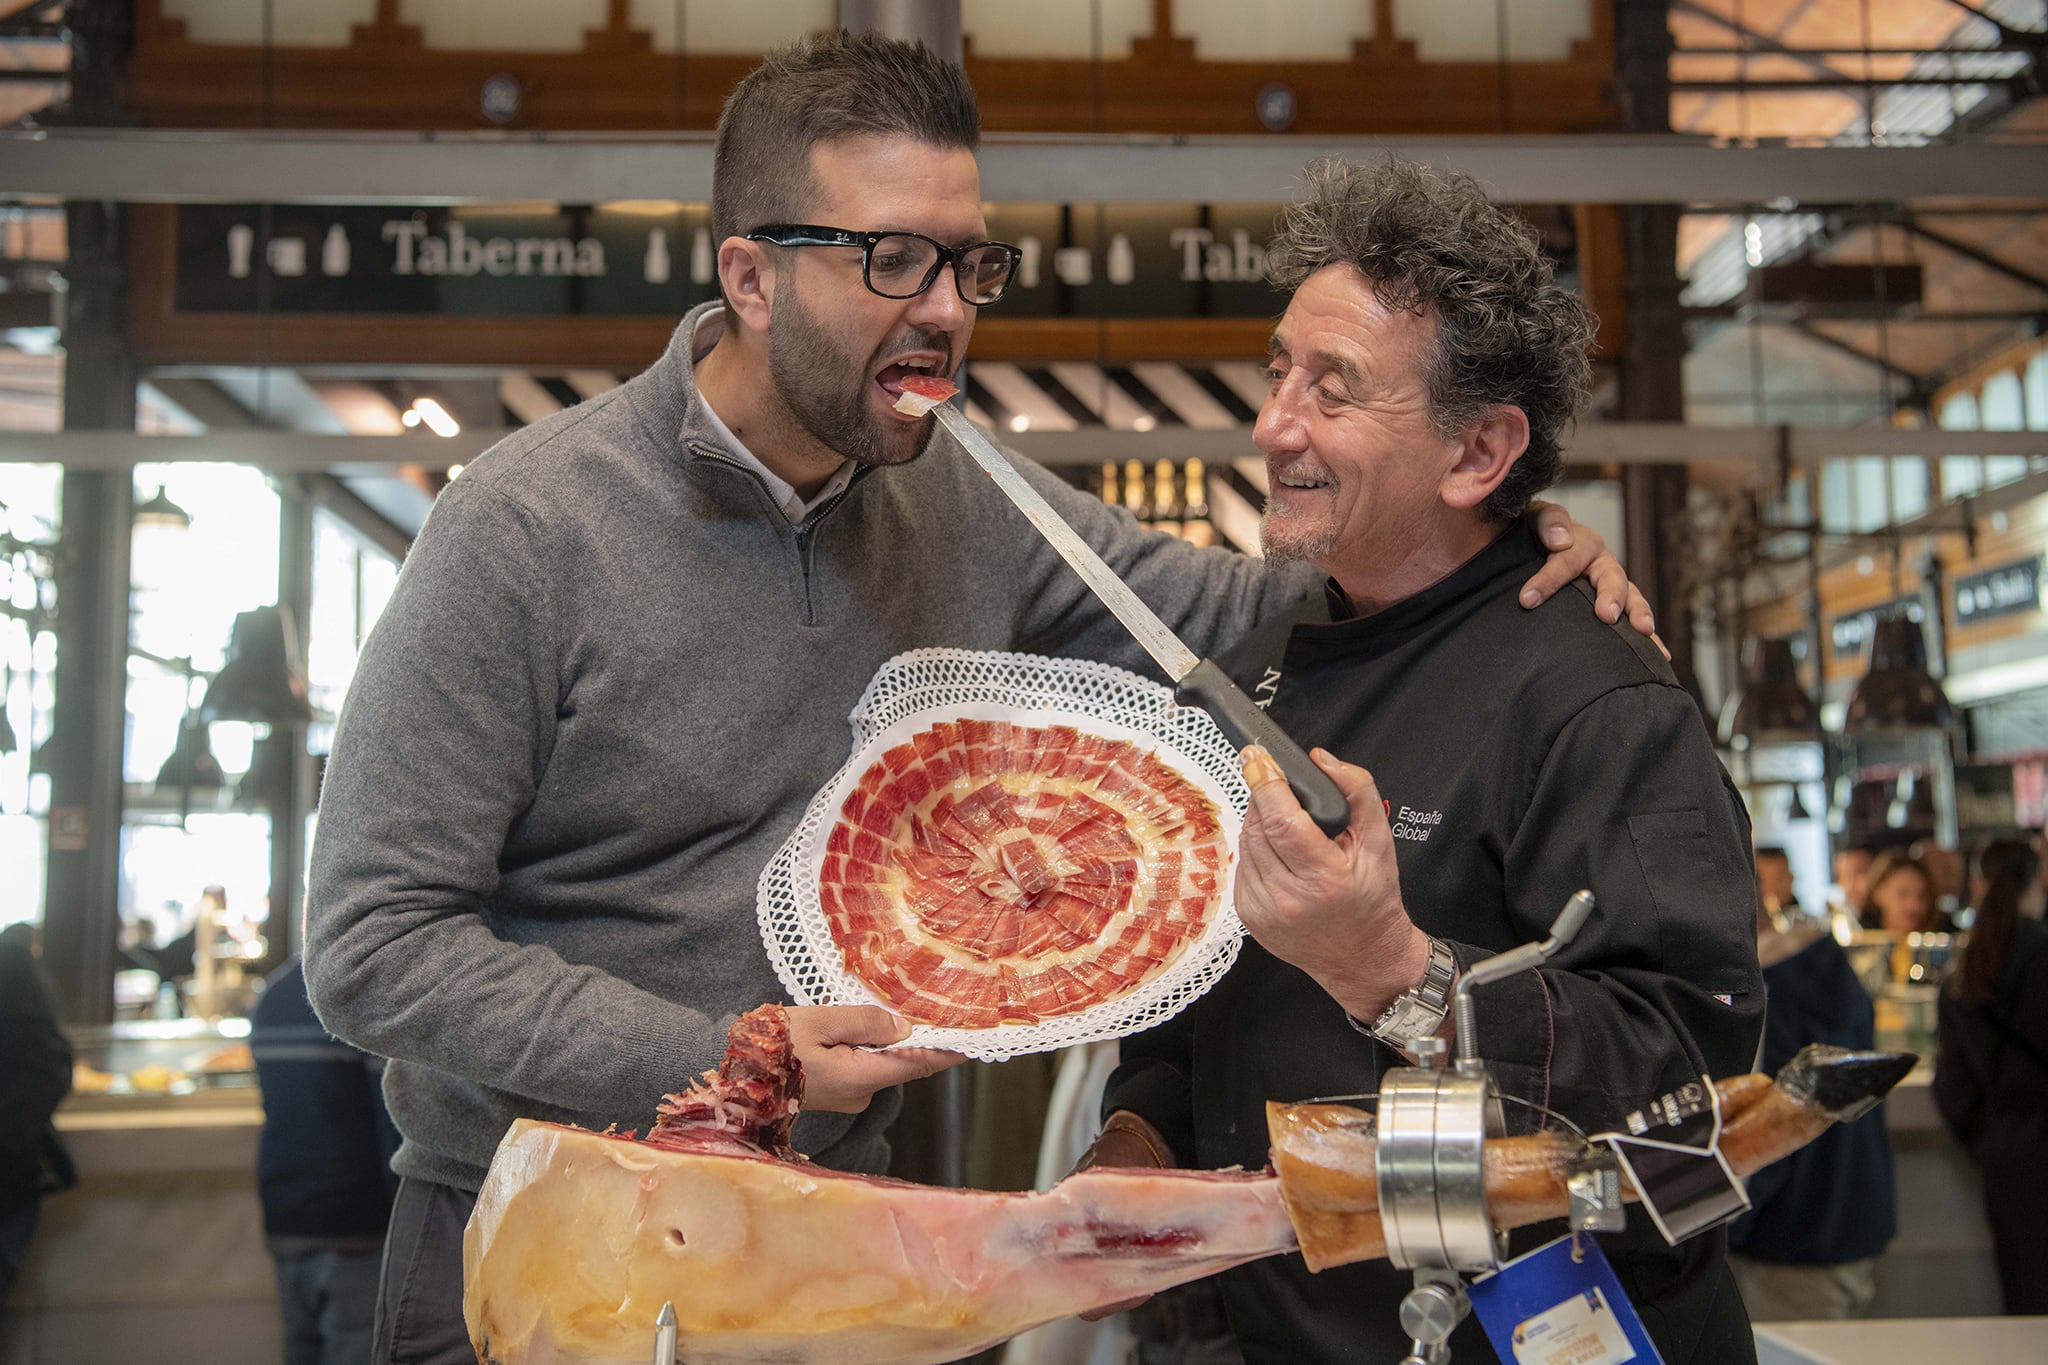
[875,356,948,399]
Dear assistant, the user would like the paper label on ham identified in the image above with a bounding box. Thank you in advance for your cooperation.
[757,648,1251,1061]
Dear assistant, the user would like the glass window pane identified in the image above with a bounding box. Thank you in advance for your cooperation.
[308,508,401,719]
[1852,456,1889,532]
[1980,371,2024,431]
[120,813,275,1001]
[1942,456,1984,498]
[130,464,281,672]
[0,463,60,926]
[1889,458,1928,521]
[1986,456,2030,488]
[1820,459,1853,534]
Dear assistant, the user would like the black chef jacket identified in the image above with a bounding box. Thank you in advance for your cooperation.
[1104,516,1765,1364]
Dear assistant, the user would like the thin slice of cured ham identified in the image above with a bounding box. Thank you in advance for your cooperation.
[892,374,957,416]
[817,718,1228,1028]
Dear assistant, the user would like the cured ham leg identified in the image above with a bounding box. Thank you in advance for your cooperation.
[1269,1044,1918,1271]
[466,1005,1291,1365]
[465,1009,1913,1365]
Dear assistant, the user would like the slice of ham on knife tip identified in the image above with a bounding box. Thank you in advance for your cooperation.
[893,374,959,416]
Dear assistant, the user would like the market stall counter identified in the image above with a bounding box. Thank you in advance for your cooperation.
[0,1019,281,1365]
[1756,1316,2048,1363]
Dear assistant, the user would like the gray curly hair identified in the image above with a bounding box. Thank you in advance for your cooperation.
[1266,157,1596,523]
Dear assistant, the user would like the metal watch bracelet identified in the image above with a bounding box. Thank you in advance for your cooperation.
[1348,936,1457,1051]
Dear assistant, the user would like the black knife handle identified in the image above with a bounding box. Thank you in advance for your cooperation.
[1175,659,1351,838]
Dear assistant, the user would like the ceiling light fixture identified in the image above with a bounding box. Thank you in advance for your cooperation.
[405,397,461,438]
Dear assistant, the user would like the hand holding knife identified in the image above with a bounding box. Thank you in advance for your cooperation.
[896,379,1350,837]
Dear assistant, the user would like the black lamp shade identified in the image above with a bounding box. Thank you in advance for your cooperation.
[1845,617,1953,732]
[132,485,192,530]
[1717,638,1819,746]
[155,716,225,792]
[234,730,300,809]
[201,606,314,724]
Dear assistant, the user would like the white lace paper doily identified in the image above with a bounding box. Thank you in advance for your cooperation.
[757,648,1251,1062]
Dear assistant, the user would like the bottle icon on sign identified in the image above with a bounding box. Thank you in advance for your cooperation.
[690,228,714,284]
[226,224,254,279]
[645,228,671,284]
[1016,236,1041,290]
[1107,234,1135,285]
[321,224,350,276]
[267,237,306,277]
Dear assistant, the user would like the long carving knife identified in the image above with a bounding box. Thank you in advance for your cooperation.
[897,378,1349,836]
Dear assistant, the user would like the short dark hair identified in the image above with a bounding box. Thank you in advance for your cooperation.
[711,30,981,248]
[1266,157,1596,523]
[1754,846,1790,864]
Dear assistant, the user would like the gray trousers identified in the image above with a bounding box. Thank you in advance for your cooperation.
[1728,1254,1879,1322]
[374,1177,478,1365]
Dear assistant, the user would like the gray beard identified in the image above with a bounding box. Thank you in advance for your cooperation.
[1259,505,1341,564]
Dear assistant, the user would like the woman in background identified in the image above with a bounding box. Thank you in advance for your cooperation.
[1859,850,1950,934]
[1934,838,2048,1314]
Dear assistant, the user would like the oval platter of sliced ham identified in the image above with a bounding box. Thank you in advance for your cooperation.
[757,648,1250,1060]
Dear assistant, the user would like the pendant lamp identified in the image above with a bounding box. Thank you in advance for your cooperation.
[201,606,315,724]
[1717,638,1820,748]
[1844,617,1953,733]
[155,712,226,793]
[234,728,300,810]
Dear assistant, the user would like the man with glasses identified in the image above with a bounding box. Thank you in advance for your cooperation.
[304,31,1641,1364]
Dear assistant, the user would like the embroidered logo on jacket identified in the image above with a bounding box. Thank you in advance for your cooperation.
[1252,666,1282,711]
[1388,803,1443,844]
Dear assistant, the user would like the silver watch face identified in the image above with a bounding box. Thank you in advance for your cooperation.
[1372,994,1449,1049]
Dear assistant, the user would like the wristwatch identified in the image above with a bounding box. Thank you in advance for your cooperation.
[1352,936,1457,1052]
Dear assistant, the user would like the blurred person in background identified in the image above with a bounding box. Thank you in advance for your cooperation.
[1909,840,1963,926]
[1754,845,1804,923]
[1935,838,2048,1315]
[1728,863,1895,1319]
[1859,849,1950,934]
[1833,843,1877,917]
[0,923,76,1314]
[252,959,402,1365]
[1828,841,1879,942]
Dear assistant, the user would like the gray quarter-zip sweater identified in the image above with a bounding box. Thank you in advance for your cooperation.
[303,303,1318,1192]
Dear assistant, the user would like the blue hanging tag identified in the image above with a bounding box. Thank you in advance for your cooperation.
[1466,1234,1663,1365]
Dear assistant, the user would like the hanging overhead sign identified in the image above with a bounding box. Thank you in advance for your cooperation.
[1951,556,2041,626]
[169,203,1296,321]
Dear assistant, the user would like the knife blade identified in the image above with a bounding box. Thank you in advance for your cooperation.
[929,401,1349,837]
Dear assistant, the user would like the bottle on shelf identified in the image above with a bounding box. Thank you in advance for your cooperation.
[1122,459,1151,524]
[1098,461,1120,508]
[1152,459,1185,538]
[1181,459,1217,547]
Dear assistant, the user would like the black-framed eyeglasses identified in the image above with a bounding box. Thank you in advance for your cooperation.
[744,224,1022,306]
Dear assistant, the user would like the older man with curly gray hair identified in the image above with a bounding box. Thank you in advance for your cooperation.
[1097,157,1765,1364]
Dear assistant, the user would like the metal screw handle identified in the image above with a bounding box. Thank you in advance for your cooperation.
[1454,890,1595,1071]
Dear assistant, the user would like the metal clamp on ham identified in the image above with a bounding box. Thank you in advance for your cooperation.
[1367,890,1595,1364]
